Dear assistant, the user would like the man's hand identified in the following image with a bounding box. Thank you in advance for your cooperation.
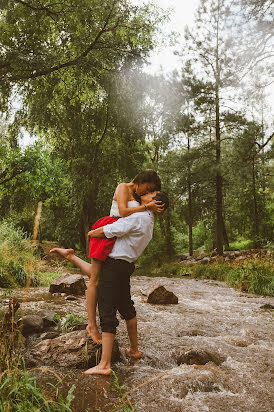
[88,227,106,239]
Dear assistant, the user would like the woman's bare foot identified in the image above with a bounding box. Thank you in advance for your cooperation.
[83,366,111,375]
[86,324,102,344]
[50,248,75,260]
[125,348,142,359]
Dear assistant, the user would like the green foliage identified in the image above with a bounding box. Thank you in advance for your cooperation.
[191,260,274,296]
[229,238,256,250]
[0,220,39,288]
[110,371,137,412]
[60,313,87,331]
[0,364,75,412]
[137,220,169,268]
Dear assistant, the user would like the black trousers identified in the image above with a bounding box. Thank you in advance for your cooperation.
[98,257,136,334]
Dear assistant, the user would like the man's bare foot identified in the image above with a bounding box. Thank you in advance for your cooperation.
[83,366,111,375]
[86,325,102,344]
[125,348,142,359]
[50,248,75,260]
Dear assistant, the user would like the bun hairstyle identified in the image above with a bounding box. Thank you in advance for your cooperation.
[132,170,161,191]
[152,192,169,211]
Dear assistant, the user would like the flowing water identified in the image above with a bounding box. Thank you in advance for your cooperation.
[1,276,274,412]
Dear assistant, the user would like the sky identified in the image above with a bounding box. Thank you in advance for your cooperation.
[135,0,200,74]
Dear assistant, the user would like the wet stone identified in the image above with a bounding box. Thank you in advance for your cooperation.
[40,331,60,340]
[49,273,87,296]
[189,380,222,393]
[65,295,80,301]
[39,310,59,327]
[147,286,178,304]
[17,314,44,336]
[177,349,225,366]
[260,304,274,310]
[25,329,120,369]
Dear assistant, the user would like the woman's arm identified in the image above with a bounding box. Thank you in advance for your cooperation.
[115,183,164,217]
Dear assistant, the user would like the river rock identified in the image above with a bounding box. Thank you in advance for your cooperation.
[180,253,190,261]
[260,304,274,310]
[39,310,59,327]
[147,286,178,304]
[200,257,210,264]
[40,331,60,340]
[240,280,250,292]
[25,329,120,368]
[49,273,87,295]
[177,349,225,366]
[65,295,80,301]
[17,314,45,336]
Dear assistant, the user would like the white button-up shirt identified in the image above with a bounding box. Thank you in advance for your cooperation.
[103,211,154,263]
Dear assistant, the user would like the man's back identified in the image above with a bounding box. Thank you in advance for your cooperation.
[103,211,154,262]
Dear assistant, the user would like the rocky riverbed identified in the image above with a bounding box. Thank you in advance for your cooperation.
[1,275,274,412]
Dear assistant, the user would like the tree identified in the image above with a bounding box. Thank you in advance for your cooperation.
[0,0,164,102]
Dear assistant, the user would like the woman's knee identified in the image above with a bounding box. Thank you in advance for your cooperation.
[88,277,99,288]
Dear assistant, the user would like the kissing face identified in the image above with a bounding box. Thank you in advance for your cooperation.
[141,191,159,204]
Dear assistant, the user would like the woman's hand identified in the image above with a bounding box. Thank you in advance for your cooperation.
[88,230,93,237]
[145,200,165,215]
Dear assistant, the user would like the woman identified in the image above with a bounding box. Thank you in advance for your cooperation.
[51,170,163,344]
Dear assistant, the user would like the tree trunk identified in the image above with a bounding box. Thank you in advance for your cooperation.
[252,155,260,243]
[215,0,223,256]
[187,135,193,256]
[165,207,174,256]
[222,215,229,249]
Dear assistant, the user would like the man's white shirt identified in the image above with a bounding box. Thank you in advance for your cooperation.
[103,211,154,263]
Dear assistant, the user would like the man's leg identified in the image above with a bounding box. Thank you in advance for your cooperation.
[83,332,114,375]
[117,263,141,359]
[125,317,141,359]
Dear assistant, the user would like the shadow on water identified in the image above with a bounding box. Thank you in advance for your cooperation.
[1,275,274,411]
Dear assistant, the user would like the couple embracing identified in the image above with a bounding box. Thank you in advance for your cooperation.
[51,170,169,375]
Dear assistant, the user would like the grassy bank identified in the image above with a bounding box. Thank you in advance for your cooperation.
[0,220,40,288]
[190,260,274,296]
[136,258,274,297]
[0,314,75,411]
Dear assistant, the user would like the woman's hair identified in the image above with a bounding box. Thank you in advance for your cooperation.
[132,170,161,190]
[153,192,169,211]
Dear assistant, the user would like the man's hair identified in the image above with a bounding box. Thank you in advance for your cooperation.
[132,170,161,191]
[153,191,169,211]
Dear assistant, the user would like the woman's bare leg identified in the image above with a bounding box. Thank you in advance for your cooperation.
[50,248,92,277]
[86,259,102,344]
[50,248,102,343]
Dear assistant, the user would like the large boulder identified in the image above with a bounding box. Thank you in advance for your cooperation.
[25,330,120,369]
[147,286,178,304]
[49,273,87,295]
[177,349,225,366]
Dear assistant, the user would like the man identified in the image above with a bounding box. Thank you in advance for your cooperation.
[84,190,169,375]
[51,190,169,375]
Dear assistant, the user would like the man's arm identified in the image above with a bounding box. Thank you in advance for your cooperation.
[88,227,106,239]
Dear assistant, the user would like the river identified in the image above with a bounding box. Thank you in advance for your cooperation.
[1,275,274,411]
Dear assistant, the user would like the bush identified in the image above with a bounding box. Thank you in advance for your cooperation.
[0,220,40,288]
[0,364,75,411]
[61,313,87,331]
[191,260,274,296]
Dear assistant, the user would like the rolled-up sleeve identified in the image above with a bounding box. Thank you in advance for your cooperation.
[103,217,137,238]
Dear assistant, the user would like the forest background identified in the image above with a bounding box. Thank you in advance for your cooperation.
[0,0,273,270]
